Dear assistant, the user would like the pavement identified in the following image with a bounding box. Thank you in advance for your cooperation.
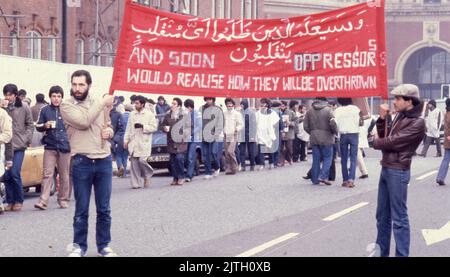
[0,147,449,257]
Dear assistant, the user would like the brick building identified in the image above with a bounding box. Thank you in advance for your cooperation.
[0,0,264,67]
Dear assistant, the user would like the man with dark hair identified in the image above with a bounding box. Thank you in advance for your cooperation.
[334,98,362,188]
[2,84,34,212]
[31,93,47,122]
[184,99,202,182]
[162,98,190,185]
[34,86,71,210]
[61,70,116,257]
[256,98,280,170]
[156,96,170,115]
[279,100,298,166]
[124,95,157,189]
[419,99,443,157]
[373,84,425,257]
[18,89,27,102]
[304,97,338,186]
[201,96,223,179]
[239,99,257,171]
[223,98,243,175]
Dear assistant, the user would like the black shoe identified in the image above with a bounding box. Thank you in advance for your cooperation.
[302,175,311,180]
[418,154,426,157]
[359,174,369,179]
[437,180,447,186]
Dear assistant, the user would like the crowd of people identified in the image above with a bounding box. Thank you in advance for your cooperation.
[1,72,448,257]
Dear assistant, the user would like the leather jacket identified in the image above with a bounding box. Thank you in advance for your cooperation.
[373,103,425,170]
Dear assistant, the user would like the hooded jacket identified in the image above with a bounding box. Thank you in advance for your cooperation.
[303,100,338,145]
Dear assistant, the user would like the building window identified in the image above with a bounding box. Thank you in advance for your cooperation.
[10,32,18,56]
[182,0,198,15]
[134,0,161,7]
[225,0,232,18]
[75,39,84,64]
[26,31,41,59]
[89,38,101,66]
[403,47,450,100]
[213,0,225,18]
[47,35,56,61]
[103,42,114,67]
[240,0,257,19]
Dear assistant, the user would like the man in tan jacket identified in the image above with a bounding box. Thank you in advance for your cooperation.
[60,70,116,257]
[124,95,157,189]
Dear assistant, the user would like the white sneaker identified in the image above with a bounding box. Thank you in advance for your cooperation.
[98,247,118,257]
[257,166,264,171]
[213,169,220,177]
[68,248,86,257]
[238,165,242,172]
[204,175,213,180]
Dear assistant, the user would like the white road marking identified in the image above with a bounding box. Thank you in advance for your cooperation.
[422,221,450,246]
[322,202,369,222]
[235,233,299,257]
[416,170,438,181]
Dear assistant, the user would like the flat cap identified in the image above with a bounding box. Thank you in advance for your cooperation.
[390,84,420,99]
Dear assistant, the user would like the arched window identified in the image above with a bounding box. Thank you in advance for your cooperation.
[47,35,56,61]
[103,42,114,67]
[403,47,450,100]
[75,39,84,64]
[89,38,101,66]
[26,31,41,59]
[10,31,18,56]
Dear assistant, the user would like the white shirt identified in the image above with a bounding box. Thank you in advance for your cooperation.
[334,105,361,134]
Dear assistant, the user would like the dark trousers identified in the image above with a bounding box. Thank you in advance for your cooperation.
[306,146,336,181]
[340,133,359,182]
[239,142,257,168]
[421,136,442,156]
[280,139,293,165]
[72,154,112,253]
[4,150,25,205]
[170,153,186,180]
[376,167,410,257]
[293,138,307,162]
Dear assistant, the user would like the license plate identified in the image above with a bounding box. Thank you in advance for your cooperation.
[149,155,170,162]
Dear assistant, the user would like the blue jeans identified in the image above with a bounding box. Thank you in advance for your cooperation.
[115,143,129,172]
[437,149,450,182]
[170,153,186,180]
[311,145,333,184]
[376,167,410,257]
[186,142,200,179]
[4,150,25,205]
[72,155,113,253]
[340,133,359,182]
[202,142,220,175]
[239,142,257,168]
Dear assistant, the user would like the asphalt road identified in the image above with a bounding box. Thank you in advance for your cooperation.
[0,147,449,257]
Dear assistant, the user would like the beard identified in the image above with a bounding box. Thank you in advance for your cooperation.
[71,89,89,101]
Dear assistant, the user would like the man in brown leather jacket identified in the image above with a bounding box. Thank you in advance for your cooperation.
[373,84,426,257]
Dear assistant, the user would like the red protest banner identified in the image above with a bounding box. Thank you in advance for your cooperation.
[110,0,387,99]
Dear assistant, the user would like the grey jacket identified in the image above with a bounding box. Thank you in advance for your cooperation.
[6,102,34,151]
[304,100,338,146]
